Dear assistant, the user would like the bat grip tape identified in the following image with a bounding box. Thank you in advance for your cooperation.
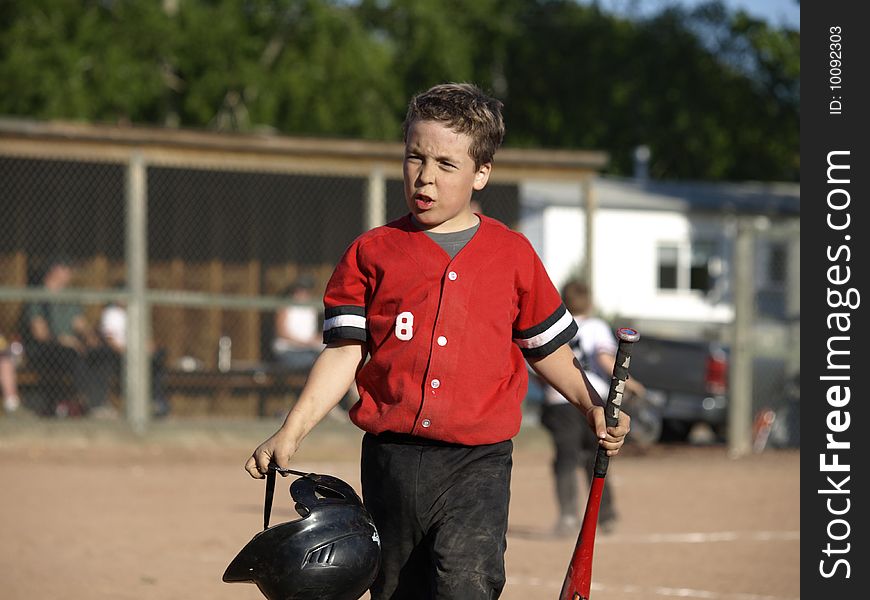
[592,339,636,477]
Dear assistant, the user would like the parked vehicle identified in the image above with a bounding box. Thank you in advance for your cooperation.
[628,334,729,442]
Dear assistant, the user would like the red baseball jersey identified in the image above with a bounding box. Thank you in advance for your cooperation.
[323,214,577,445]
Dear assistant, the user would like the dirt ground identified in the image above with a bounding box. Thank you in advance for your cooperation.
[0,417,799,600]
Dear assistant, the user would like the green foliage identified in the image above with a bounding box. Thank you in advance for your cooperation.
[0,0,171,123]
[0,0,798,181]
[496,0,798,181]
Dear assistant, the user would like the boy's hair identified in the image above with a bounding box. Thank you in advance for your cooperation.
[561,279,592,315]
[402,83,505,168]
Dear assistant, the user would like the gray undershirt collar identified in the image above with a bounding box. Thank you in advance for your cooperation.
[423,222,480,259]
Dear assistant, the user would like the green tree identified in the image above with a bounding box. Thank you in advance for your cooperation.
[0,0,798,181]
[499,0,798,181]
[164,0,403,137]
[0,0,173,123]
[356,0,522,99]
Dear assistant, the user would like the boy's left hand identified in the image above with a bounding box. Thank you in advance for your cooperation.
[586,406,631,456]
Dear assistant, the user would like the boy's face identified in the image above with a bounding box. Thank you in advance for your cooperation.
[403,119,491,233]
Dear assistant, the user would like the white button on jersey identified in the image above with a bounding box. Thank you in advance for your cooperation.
[437,336,447,346]
[430,379,441,389]
[447,271,458,281]
[422,419,431,428]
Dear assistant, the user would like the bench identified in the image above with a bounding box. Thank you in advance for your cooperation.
[15,363,311,418]
[15,366,108,417]
[165,365,310,417]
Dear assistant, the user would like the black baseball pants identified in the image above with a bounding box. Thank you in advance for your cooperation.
[361,432,512,600]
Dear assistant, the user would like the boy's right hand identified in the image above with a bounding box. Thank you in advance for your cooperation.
[242,342,365,479]
[244,430,299,479]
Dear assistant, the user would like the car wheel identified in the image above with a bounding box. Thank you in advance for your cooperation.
[661,418,691,442]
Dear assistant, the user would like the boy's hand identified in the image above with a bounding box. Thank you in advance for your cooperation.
[586,406,631,456]
[244,430,299,479]
[243,341,365,480]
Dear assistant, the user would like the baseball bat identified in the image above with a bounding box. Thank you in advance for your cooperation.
[558,327,640,600]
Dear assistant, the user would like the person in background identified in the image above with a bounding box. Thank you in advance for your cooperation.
[271,275,324,371]
[272,275,351,419]
[1,332,22,415]
[21,257,115,418]
[540,279,646,536]
[100,291,171,418]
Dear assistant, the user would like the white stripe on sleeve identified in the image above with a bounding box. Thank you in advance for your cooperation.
[513,309,574,350]
[323,313,367,332]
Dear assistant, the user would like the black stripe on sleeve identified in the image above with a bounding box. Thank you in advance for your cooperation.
[324,305,366,319]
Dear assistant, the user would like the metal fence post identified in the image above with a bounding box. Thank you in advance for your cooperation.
[582,178,596,289]
[366,168,386,231]
[785,220,801,377]
[126,152,151,434]
[728,217,754,456]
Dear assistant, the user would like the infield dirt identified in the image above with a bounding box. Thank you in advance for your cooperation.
[0,417,799,600]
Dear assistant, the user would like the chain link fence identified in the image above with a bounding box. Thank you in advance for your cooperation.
[0,122,535,427]
[0,157,358,418]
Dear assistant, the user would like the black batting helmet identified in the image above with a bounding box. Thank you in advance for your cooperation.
[223,469,380,600]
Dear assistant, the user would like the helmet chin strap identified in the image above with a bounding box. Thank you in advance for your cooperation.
[264,468,276,530]
[264,465,312,530]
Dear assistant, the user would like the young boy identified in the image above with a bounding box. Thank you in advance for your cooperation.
[245,83,630,599]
